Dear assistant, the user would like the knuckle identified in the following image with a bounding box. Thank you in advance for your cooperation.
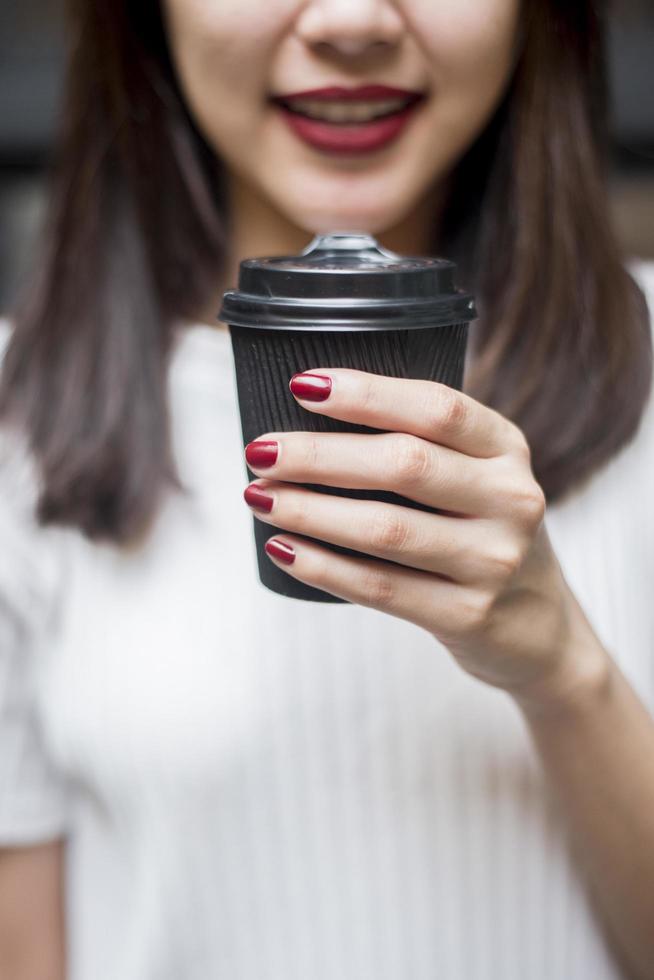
[496,458,546,528]
[433,385,468,436]
[308,550,333,591]
[360,375,380,414]
[509,424,531,459]
[513,481,546,528]
[286,490,312,532]
[392,434,433,489]
[486,540,523,579]
[367,508,411,554]
[359,563,397,608]
[462,591,494,632]
[305,434,321,473]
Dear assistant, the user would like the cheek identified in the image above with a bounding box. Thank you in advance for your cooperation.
[163,0,291,48]
[162,0,294,139]
[408,0,521,86]
[407,0,521,158]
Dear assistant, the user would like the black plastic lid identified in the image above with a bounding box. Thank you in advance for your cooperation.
[218,232,476,332]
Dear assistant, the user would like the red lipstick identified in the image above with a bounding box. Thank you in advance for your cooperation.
[270,84,427,155]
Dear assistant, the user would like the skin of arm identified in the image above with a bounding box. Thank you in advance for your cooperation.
[0,840,66,980]
[514,599,654,980]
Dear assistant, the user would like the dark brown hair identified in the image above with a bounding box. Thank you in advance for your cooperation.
[0,0,651,545]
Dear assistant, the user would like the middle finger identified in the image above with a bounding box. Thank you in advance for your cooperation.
[245,431,501,517]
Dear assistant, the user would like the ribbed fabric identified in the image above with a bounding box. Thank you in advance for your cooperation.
[0,261,652,980]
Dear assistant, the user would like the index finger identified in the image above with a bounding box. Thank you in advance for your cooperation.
[289,368,525,458]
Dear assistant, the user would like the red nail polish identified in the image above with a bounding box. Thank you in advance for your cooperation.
[289,373,332,402]
[243,485,274,513]
[245,440,278,468]
[265,539,296,565]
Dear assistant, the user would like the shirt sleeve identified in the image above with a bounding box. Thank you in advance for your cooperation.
[0,338,71,844]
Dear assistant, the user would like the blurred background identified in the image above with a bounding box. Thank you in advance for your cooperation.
[0,0,653,312]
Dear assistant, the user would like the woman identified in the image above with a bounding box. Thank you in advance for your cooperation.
[0,0,653,977]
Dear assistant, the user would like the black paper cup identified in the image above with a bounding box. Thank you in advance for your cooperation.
[219,233,476,603]
[230,322,469,602]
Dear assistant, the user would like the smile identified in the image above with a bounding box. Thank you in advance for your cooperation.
[269,88,427,155]
[276,96,416,124]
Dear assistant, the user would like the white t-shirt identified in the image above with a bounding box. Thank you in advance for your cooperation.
[1,262,653,980]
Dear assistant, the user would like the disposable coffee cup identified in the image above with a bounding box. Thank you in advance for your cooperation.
[218,231,477,603]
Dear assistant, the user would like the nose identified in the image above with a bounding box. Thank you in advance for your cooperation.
[295,0,405,57]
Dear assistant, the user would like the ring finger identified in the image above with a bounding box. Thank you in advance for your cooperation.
[244,479,494,583]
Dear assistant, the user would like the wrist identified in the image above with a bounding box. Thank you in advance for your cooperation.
[510,596,614,722]
[514,639,613,723]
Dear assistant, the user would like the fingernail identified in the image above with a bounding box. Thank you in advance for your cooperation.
[243,485,274,513]
[289,373,332,402]
[245,440,278,468]
[265,539,296,565]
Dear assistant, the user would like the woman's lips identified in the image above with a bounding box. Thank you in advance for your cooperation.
[271,92,427,155]
[274,84,424,101]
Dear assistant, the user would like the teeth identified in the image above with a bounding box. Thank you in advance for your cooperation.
[284,98,410,123]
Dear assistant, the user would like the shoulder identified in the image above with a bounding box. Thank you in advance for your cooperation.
[0,315,34,509]
[629,257,654,289]
[618,258,654,441]
[628,258,654,325]
[627,259,654,425]
[554,258,654,511]
[0,314,12,358]
[0,315,58,629]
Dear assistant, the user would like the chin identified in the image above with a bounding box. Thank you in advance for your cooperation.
[282,197,412,238]
[303,214,389,235]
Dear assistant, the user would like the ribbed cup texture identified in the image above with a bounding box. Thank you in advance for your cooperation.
[230,324,469,602]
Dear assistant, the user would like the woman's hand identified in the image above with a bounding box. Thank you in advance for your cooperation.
[242,368,607,710]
